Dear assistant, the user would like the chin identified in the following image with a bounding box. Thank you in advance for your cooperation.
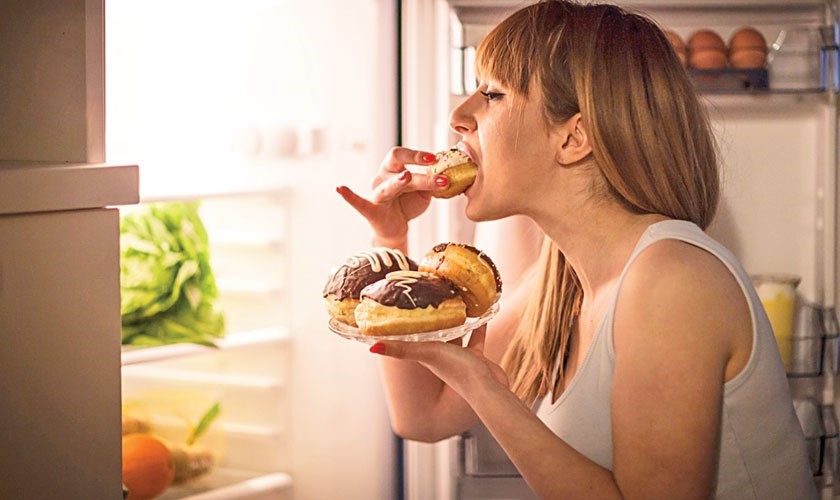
[464,197,508,222]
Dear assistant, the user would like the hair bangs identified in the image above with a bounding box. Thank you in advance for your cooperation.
[474,8,539,95]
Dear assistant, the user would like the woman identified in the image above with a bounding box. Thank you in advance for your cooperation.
[337,1,816,498]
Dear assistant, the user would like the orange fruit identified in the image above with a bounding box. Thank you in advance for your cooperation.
[122,434,175,500]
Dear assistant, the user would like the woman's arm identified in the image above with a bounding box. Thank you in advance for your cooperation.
[374,239,750,498]
[378,266,538,441]
[339,146,543,441]
[490,240,747,498]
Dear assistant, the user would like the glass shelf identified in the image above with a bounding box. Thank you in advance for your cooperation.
[794,399,839,479]
[158,469,292,500]
[784,305,840,379]
[121,327,289,366]
[451,6,840,97]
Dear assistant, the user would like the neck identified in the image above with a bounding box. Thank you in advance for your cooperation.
[533,201,668,299]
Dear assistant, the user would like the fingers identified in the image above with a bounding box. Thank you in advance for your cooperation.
[369,328,481,361]
[370,170,413,204]
[336,185,377,220]
[369,340,447,362]
[370,170,449,204]
[381,147,437,174]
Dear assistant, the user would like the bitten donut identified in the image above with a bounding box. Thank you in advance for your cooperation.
[323,248,417,326]
[430,148,478,199]
[419,243,502,317]
[355,270,467,336]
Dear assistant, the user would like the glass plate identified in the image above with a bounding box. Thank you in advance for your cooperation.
[329,302,500,345]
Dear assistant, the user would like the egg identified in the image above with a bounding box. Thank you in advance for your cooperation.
[729,27,767,52]
[729,49,767,69]
[688,29,726,52]
[664,30,687,67]
[689,49,728,70]
[728,27,767,68]
[687,29,727,70]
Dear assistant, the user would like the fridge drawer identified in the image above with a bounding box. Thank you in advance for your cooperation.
[454,424,537,499]
[458,424,520,477]
[457,476,537,500]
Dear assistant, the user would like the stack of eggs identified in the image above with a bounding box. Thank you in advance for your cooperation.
[665,27,768,70]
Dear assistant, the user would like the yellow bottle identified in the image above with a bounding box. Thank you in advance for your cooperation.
[752,274,800,373]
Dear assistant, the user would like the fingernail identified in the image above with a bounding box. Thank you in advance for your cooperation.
[422,153,436,163]
[370,343,386,355]
[435,175,449,187]
[399,170,411,182]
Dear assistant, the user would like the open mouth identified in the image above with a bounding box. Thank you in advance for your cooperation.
[456,142,479,167]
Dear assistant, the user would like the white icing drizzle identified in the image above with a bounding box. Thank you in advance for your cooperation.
[431,148,472,174]
[385,270,428,308]
[347,247,411,272]
[476,250,497,282]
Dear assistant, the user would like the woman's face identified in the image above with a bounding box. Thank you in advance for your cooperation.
[449,78,559,221]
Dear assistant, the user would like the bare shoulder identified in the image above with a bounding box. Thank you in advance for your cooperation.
[622,238,740,298]
[614,238,751,368]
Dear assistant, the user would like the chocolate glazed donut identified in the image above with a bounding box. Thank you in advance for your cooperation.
[355,270,467,336]
[419,243,502,317]
[323,248,417,326]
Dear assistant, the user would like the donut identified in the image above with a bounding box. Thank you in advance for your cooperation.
[419,243,502,317]
[355,270,467,336]
[430,148,478,199]
[323,248,417,326]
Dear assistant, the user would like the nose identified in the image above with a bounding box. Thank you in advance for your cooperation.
[449,93,478,136]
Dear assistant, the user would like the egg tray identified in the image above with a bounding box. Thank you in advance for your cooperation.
[688,68,769,92]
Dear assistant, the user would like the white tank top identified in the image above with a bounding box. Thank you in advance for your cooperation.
[534,219,817,499]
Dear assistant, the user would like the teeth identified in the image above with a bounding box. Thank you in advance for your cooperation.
[456,143,477,165]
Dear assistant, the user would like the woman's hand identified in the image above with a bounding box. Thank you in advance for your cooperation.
[336,147,446,247]
[369,325,509,401]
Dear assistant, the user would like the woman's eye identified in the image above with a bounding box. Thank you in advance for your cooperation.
[480,90,504,102]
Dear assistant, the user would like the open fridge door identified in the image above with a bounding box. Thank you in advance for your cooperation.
[401,0,840,499]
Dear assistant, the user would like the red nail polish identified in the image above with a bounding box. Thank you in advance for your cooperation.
[423,153,436,163]
[399,170,411,182]
[435,175,449,187]
[370,343,386,355]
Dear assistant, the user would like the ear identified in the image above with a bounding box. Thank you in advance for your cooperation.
[553,113,592,166]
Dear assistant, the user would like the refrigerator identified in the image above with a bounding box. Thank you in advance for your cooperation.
[3,0,839,499]
[398,0,840,499]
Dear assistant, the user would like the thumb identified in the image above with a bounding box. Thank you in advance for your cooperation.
[465,325,488,354]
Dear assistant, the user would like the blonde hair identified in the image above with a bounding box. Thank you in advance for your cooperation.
[479,1,720,403]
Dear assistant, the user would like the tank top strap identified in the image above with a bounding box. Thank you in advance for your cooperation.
[600,219,758,361]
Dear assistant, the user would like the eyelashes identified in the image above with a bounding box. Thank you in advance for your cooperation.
[480,90,505,102]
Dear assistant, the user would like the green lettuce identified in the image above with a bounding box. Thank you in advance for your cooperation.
[120,201,225,346]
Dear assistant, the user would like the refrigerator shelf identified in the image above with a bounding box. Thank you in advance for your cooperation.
[139,183,291,204]
[122,366,284,390]
[158,469,291,500]
[121,327,289,366]
[138,413,285,439]
[794,399,839,478]
[135,162,333,204]
[782,305,840,378]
